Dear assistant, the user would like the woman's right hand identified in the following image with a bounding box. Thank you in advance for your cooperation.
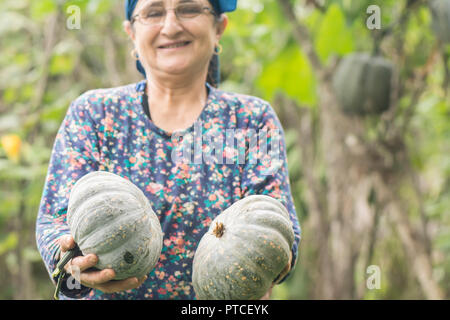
[58,235,147,294]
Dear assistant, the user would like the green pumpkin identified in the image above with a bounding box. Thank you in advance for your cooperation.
[332,52,394,115]
[192,195,295,300]
[430,0,450,44]
[67,171,163,280]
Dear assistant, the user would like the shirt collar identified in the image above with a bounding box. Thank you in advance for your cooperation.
[135,80,217,99]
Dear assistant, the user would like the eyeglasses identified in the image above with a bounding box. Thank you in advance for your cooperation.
[131,2,217,25]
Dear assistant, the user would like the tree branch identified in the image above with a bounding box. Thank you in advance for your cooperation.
[373,0,423,45]
[305,0,326,13]
[30,13,59,112]
[26,12,60,143]
[104,33,122,87]
[277,0,323,75]
[399,43,440,137]
[374,174,444,300]
[441,48,449,97]
[404,147,433,260]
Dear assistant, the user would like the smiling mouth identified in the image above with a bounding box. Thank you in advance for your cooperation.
[158,41,191,49]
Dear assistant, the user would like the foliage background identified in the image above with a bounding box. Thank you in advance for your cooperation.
[0,0,448,299]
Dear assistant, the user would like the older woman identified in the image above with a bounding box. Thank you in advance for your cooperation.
[36,0,301,300]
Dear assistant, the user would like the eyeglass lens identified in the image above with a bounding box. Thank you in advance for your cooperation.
[139,1,207,24]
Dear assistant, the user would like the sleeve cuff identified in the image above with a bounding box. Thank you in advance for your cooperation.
[51,245,93,299]
[275,242,299,284]
[53,272,93,299]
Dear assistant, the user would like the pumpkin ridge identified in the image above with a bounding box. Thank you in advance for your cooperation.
[239,210,294,245]
[71,171,129,188]
[239,195,290,216]
[239,205,292,223]
[226,196,291,225]
[70,172,145,201]
[236,223,292,253]
[220,198,294,248]
[70,193,145,243]
[75,210,152,252]
[87,235,156,279]
[218,215,293,256]
[204,246,233,300]
[68,180,145,222]
[193,241,234,299]
[70,191,142,224]
[72,178,142,204]
[229,224,291,276]
[78,223,160,279]
[69,172,133,195]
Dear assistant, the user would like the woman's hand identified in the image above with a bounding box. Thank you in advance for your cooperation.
[58,235,147,294]
[260,285,273,300]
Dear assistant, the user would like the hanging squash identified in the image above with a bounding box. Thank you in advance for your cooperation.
[430,0,450,44]
[67,171,163,280]
[332,52,394,115]
[192,195,295,300]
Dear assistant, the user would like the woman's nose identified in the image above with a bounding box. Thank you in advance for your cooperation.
[160,10,183,36]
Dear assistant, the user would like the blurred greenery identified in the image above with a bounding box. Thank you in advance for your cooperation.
[0,0,448,299]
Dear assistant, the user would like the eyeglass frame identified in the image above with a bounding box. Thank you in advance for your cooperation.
[130,2,218,25]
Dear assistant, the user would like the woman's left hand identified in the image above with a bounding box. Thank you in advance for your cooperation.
[260,285,273,300]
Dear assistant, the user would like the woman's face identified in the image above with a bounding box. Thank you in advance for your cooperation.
[124,0,228,79]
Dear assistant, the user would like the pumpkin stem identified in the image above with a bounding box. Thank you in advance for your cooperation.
[212,222,225,238]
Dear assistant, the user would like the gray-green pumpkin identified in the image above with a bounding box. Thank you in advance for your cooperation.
[430,0,450,44]
[192,195,295,300]
[332,52,394,115]
[67,171,163,280]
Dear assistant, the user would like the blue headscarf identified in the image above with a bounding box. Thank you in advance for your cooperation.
[125,0,237,86]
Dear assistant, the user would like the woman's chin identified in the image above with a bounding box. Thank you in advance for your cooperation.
[159,67,190,77]
[155,63,195,77]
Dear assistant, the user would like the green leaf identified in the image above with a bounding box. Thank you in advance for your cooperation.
[0,232,18,256]
[49,54,76,75]
[30,0,57,21]
[272,281,290,300]
[5,252,18,275]
[87,0,112,15]
[436,231,450,251]
[2,88,17,104]
[315,3,354,64]
[23,247,43,262]
[256,44,317,106]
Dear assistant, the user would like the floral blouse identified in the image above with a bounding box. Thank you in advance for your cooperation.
[35,80,301,300]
